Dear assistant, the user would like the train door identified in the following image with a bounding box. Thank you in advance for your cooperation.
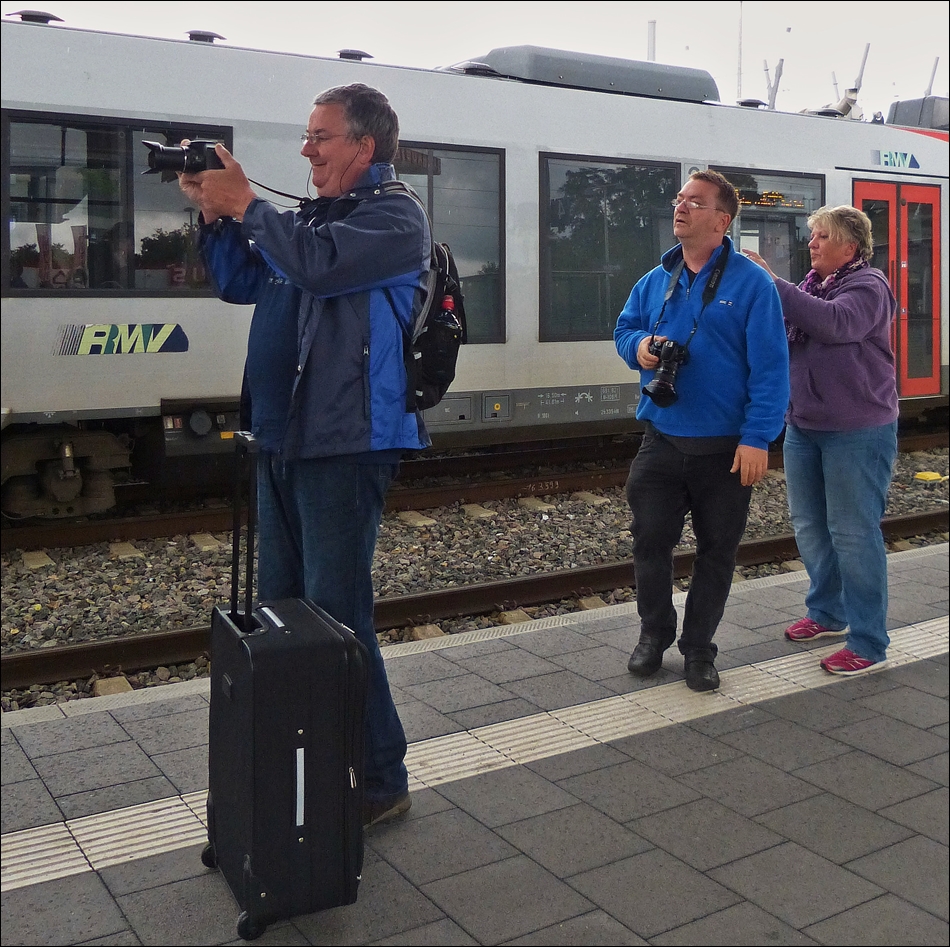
[854,181,941,396]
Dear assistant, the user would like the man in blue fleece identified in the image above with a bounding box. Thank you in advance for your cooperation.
[615,170,789,691]
[180,84,427,825]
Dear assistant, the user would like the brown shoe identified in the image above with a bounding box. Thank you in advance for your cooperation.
[363,791,411,828]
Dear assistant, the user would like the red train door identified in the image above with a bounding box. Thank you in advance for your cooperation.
[854,181,942,396]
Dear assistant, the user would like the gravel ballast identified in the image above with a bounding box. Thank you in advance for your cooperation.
[2,447,947,708]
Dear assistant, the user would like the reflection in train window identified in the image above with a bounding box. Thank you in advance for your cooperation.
[540,156,678,342]
[905,199,935,380]
[5,114,230,294]
[396,144,504,345]
[716,167,824,285]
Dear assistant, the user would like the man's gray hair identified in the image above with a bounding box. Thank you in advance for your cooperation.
[313,83,399,163]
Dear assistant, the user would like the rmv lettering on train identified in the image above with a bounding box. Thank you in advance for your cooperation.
[873,150,921,168]
[59,324,189,355]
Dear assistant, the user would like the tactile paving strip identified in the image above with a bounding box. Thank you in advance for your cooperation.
[3,614,946,893]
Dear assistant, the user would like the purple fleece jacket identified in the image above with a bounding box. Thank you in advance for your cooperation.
[774,266,899,431]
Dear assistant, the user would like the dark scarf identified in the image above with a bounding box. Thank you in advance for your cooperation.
[787,256,869,343]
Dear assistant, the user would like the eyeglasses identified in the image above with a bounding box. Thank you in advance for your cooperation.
[299,132,348,146]
[670,199,721,211]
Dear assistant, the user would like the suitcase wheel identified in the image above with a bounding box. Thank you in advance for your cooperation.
[200,842,217,869]
[237,911,267,941]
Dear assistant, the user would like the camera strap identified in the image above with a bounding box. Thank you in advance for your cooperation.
[650,238,730,351]
[700,238,730,310]
[246,177,309,205]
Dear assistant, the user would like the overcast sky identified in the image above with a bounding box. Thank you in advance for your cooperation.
[2,1,947,120]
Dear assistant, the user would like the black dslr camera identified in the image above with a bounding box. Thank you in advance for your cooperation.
[142,140,224,180]
[641,338,689,408]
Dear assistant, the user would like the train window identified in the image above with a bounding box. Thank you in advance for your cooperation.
[904,199,937,381]
[714,168,824,284]
[857,180,942,396]
[540,156,678,342]
[4,113,231,294]
[395,144,504,344]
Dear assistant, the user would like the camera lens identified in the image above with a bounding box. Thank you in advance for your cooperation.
[141,140,224,180]
[142,141,188,174]
[642,377,678,407]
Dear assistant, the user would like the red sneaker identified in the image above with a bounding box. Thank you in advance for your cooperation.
[785,617,847,642]
[820,648,885,676]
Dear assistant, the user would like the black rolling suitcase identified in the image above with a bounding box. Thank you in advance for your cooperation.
[201,432,368,942]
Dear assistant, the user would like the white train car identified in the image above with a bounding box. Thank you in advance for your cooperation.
[2,14,947,517]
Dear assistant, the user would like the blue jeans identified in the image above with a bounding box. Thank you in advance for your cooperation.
[626,430,753,659]
[783,421,897,663]
[256,453,408,802]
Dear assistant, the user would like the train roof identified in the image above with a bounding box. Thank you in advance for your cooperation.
[886,95,949,131]
[439,45,721,104]
[2,16,944,134]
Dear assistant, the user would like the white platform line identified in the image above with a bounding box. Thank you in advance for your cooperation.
[2,615,947,892]
[386,617,950,787]
[69,795,209,870]
[0,822,91,890]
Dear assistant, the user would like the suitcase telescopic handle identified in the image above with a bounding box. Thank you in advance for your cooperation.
[231,432,260,634]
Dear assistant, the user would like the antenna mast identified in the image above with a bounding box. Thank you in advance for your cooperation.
[852,43,870,93]
[924,57,939,95]
[765,58,784,109]
[737,1,743,101]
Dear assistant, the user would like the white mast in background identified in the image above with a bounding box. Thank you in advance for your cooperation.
[737,1,743,102]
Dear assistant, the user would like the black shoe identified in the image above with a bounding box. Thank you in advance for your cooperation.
[684,656,720,692]
[627,638,665,677]
[363,791,411,828]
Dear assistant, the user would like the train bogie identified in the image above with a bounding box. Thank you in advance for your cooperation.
[1,426,131,519]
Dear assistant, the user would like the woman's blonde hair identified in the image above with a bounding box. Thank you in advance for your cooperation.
[807,205,874,262]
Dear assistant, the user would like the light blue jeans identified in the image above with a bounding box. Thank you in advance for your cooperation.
[256,452,408,803]
[783,421,898,662]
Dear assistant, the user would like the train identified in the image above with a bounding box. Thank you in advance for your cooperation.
[2,12,947,518]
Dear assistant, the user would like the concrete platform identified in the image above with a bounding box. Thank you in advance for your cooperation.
[2,545,947,945]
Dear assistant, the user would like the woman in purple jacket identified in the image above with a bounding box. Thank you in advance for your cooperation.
[744,205,898,676]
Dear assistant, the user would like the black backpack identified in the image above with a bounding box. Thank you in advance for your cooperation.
[380,181,467,412]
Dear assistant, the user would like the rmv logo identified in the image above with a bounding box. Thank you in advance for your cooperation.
[873,151,921,169]
[57,324,189,355]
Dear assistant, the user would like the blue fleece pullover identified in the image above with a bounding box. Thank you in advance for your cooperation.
[615,237,789,450]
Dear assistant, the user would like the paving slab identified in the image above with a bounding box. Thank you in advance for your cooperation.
[1,545,946,946]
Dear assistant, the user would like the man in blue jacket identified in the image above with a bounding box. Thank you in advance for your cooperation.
[615,170,789,691]
[181,84,427,825]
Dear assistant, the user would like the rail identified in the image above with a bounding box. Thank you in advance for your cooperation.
[3,508,946,692]
[3,429,945,554]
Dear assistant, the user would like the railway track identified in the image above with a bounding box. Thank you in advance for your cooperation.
[3,508,946,692]
[0,468,633,555]
[0,439,639,554]
[3,429,945,554]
